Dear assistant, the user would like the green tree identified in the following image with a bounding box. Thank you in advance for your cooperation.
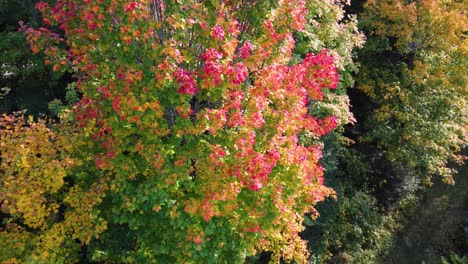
[356,0,467,186]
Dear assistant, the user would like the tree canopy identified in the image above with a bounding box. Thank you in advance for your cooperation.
[0,0,466,263]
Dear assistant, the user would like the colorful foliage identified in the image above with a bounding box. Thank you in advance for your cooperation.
[1,0,464,262]
[1,0,352,262]
[0,114,107,263]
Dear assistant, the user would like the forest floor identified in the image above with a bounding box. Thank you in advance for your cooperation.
[388,156,468,263]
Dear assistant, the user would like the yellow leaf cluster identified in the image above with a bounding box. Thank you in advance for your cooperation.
[0,115,107,263]
[1,115,72,229]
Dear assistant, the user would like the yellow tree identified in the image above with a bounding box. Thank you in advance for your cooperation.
[0,114,107,263]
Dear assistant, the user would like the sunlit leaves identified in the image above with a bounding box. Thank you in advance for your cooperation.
[11,0,356,262]
[0,114,107,263]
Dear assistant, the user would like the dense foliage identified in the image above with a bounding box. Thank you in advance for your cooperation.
[357,0,467,184]
[0,114,107,263]
[1,0,360,262]
[0,0,466,263]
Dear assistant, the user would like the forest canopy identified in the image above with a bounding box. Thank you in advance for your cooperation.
[0,0,466,263]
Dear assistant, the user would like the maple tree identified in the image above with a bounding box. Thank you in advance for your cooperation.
[0,0,360,262]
